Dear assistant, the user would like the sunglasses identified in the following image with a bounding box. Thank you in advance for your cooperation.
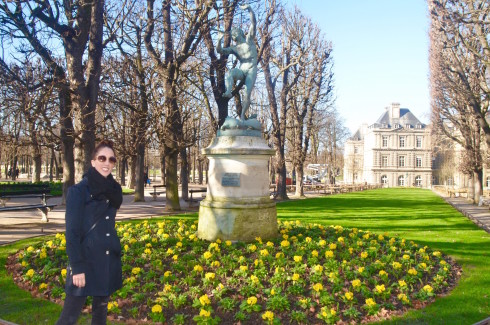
[97,155,117,164]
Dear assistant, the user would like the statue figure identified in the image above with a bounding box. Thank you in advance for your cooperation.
[217,4,257,121]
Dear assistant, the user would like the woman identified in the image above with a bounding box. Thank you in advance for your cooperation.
[56,140,123,325]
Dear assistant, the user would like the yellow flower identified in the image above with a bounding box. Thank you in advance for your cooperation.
[403,254,410,260]
[270,289,275,295]
[292,273,300,281]
[266,241,274,247]
[199,309,211,317]
[260,249,269,257]
[398,280,407,287]
[338,237,344,243]
[392,262,402,269]
[378,234,385,241]
[375,284,385,293]
[172,254,178,261]
[21,261,28,267]
[423,285,433,293]
[164,284,172,292]
[240,265,248,272]
[344,291,354,301]
[205,272,215,280]
[351,279,361,288]
[348,247,354,254]
[280,240,290,248]
[319,239,326,247]
[311,250,318,257]
[164,271,172,277]
[255,237,262,243]
[124,245,129,251]
[313,265,323,273]
[360,251,368,259]
[433,251,441,257]
[199,294,211,306]
[144,248,151,255]
[39,283,48,291]
[275,252,283,259]
[194,265,203,272]
[293,255,302,263]
[325,250,334,258]
[358,267,365,273]
[419,262,427,269]
[250,275,260,284]
[305,237,312,243]
[262,311,274,322]
[247,296,257,305]
[440,260,447,265]
[151,304,162,313]
[408,268,417,276]
[379,270,387,276]
[329,243,337,250]
[108,301,119,311]
[398,293,410,303]
[26,246,35,253]
[25,269,35,278]
[61,269,67,277]
[211,261,220,267]
[330,308,336,316]
[39,250,47,259]
[203,251,212,259]
[365,298,376,307]
[166,248,174,255]
[225,240,232,246]
[312,283,323,292]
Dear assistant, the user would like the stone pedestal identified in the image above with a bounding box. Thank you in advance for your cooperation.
[198,134,277,242]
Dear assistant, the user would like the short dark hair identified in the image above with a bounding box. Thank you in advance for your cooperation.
[92,139,116,159]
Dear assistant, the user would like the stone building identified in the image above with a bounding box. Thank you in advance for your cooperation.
[344,103,432,187]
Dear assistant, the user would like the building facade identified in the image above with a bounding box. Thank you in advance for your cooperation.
[344,103,432,188]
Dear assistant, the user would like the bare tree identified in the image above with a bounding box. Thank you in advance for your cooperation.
[144,0,213,211]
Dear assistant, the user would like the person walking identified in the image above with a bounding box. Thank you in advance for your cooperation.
[56,140,123,325]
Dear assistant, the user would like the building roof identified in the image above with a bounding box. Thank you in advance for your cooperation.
[372,108,425,129]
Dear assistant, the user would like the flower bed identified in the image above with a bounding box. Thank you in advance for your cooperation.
[7,219,460,324]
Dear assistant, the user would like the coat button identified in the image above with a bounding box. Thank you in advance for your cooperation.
[106,199,109,203]
[106,250,109,255]
[106,233,110,237]
[106,216,109,220]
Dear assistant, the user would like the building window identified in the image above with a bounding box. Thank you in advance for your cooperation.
[354,146,359,154]
[416,156,422,167]
[398,156,405,167]
[354,159,360,168]
[382,136,388,147]
[382,155,388,167]
[415,175,422,187]
[381,175,388,184]
[487,176,490,188]
[399,136,405,148]
[398,175,405,186]
[416,136,422,148]
[354,173,358,182]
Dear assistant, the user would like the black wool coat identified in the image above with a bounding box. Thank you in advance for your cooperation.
[64,177,123,297]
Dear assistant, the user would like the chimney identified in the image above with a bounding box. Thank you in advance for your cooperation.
[390,102,400,119]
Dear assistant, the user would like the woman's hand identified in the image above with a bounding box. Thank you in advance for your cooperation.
[72,273,86,287]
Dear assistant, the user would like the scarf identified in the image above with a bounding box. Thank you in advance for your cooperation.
[86,167,123,209]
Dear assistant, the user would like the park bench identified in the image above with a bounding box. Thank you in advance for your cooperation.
[478,195,490,209]
[188,188,207,206]
[447,188,468,198]
[150,184,166,200]
[0,185,56,222]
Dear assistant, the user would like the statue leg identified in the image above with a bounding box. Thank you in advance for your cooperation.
[223,70,236,98]
[241,83,251,120]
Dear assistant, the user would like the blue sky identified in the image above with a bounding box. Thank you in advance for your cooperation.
[289,0,431,134]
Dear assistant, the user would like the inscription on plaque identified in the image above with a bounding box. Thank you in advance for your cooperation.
[222,173,241,187]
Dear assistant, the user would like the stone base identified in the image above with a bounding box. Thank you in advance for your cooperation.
[198,197,277,242]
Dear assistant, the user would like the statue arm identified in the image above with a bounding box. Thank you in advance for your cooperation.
[216,32,232,55]
[241,4,256,42]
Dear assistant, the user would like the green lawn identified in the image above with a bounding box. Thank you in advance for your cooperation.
[0,188,489,324]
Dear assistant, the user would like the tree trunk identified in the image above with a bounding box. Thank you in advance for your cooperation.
[31,153,42,183]
[134,143,146,202]
[165,149,180,211]
[128,156,136,189]
[180,147,189,201]
[295,165,305,197]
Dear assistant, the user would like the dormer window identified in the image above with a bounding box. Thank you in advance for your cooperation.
[405,124,412,129]
[394,124,400,129]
